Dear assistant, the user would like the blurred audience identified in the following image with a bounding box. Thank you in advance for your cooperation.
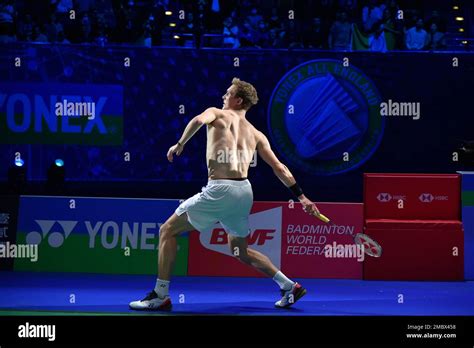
[222,16,240,48]
[32,25,48,43]
[405,18,428,50]
[328,11,352,50]
[362,0,385,33]
[0,0,457,51]
[427,22,446,50]
[381,7,401,51]
[45,14,63,42]
[368,20,387,52]
[285,20,305,49]
[304,17,326,49]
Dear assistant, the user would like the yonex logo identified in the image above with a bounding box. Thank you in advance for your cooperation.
[419,193,434,203]
[26,220,162,250]
[26,220,77,248]
[377,193,392,202]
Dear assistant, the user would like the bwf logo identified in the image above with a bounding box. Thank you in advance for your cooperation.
[200,207,282,268]
[210,228,275,245]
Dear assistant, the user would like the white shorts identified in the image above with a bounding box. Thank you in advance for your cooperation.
[175,179,253,237]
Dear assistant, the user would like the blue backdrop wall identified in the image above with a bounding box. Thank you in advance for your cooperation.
[0,44,473,202]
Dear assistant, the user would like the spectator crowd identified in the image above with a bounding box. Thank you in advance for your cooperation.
[0,0,455,51]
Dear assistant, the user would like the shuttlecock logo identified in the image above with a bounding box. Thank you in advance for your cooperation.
[292,75,361,159]
[268,59,384,175]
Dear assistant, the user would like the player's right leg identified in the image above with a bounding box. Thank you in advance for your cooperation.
[227,234,307,308]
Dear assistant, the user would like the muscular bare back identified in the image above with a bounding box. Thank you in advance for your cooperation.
[206,109,258,179]
[166,78,319,218]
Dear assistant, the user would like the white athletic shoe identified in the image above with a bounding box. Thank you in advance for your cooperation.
[275,282,307,308]
[129,290,172,311]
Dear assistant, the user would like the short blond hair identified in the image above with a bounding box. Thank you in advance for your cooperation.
[232,78,259,110]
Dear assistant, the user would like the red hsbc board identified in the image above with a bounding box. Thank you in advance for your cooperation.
[364,173,460,220]
[363,219,464,280]
[188,201,363,279]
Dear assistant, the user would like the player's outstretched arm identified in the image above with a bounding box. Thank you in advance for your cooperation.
[256,132,320,215]
[167,107,218,162]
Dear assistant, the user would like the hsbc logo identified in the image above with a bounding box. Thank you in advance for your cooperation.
[418,193,448,203]
[377,193,406,202]
[199,207,282,268]
[419,193,434,202]
[377,193,392,202]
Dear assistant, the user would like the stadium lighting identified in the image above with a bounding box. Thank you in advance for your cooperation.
[165,11,172,15]
[169,23,176,27]
[455,17,464,21]
[8,159,27,193]
[47,159,65,193]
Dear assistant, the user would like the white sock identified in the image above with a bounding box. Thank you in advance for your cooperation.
[273,271,295,290]
[154,278,170,298]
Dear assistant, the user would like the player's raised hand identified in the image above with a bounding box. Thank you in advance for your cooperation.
[167,142,184,162]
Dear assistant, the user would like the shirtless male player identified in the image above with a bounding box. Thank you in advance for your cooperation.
[130,78,320,311]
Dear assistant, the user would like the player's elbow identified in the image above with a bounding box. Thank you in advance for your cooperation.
[195,107,217,125]
[193,116,205,126]
[273,163,287,176]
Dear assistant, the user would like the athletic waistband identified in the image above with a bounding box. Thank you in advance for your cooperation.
[215,177,248,181]
[208,179,250,186]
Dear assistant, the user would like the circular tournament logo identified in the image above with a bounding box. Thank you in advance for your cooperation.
[267,59,384,175]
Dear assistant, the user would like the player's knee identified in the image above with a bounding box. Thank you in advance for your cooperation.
[159,223,172,240]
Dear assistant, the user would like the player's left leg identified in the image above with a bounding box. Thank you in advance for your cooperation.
[129,212,194,311]
[158,212,195,281]
[228,235,307,308]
